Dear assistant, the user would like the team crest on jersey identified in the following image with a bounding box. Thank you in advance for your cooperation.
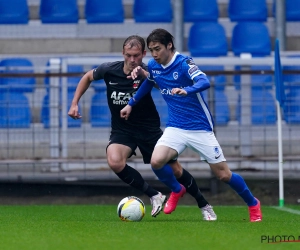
[173,72,178,80]
[132,80,140,89]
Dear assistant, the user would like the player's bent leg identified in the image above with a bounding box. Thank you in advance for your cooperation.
[107,144,166,217]
[116,166,167,218]
[210,162,262,222]
[150,145,177,169]
[152,164,182,193]
[151,146,186,214]
[107,144,131,173]
[151,164,186,214]
[151,147,181,193]
[170,162,217,220]
[209,161,232,182]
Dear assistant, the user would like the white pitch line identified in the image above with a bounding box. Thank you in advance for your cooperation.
[272,206,300,215]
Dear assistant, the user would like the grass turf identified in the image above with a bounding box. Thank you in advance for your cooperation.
[0,204,299,250]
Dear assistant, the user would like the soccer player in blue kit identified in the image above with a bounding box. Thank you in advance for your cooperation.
[121,29,262,222]
[68,35,216,220]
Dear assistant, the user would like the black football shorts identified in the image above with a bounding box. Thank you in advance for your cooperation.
[107,130,163,164]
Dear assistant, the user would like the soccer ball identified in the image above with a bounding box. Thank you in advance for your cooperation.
[117,196,145,222]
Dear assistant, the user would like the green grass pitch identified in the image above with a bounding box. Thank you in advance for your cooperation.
[0,204,299,250]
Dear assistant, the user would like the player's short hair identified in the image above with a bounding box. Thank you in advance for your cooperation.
[123,35,146,52]
[146,29,176,52]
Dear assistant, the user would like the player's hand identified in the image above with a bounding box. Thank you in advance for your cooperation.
[171,88,187,96]
[120,105,133,120]
[127,66,146,80]
[68,103,82,120]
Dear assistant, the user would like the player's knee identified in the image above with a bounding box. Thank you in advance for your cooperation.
[107,158,126,173]
[210,162,231,182]
[150,158,164,169]
[215,170,231,182]
[218,173,231,182]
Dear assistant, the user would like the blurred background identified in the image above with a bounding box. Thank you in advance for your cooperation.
[0,0,299,206]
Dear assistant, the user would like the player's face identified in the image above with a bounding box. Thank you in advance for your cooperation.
[148,41,173,65]
[123,44,146,74]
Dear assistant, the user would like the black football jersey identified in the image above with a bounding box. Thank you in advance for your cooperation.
[92,61,161,134]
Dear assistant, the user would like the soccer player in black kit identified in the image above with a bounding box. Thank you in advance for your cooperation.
[68,35,216,220]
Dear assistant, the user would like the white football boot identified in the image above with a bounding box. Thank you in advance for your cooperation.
[201,204,217,221]
[150,192,167,217]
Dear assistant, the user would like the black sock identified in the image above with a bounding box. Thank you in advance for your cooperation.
[177,168,209,208]
[116,164,158,197]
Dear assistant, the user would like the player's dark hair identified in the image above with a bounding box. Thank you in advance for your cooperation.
[146,28,176,52]
[123,35,146,52]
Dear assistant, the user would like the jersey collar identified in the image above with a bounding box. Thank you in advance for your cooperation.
[161,51,179,69]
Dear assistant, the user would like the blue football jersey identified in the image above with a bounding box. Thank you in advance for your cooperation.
[148,52,214,131]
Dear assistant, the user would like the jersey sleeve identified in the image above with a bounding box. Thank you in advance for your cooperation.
[182,58,210,94]
[92,62,110,81]
[184,75,210,94]
[182,58,205,80]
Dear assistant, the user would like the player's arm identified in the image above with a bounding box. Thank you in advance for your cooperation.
[120,78,155,120]
[129,78,155,106]
[68,70,94,119]
[172,58,210,96]
[128,65,159,89]
[127,65,149,79]
[171,75,210,96]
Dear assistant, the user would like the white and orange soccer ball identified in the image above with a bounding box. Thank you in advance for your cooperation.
[117,196,145,222]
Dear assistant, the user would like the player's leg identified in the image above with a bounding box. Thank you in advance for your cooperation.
[136,136,175,217]
[137,129,183,194]
[151,128,188,214]
[188,130,262,222]
[151,145,186,214]
[151,145,183,192]
[106,134,162,207]
[170,160,217,221]
[209,161,256,205]
[107,143,158,197]
[209,162,262,222]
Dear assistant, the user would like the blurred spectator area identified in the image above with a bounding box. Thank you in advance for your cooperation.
[1,56,300,160]
[0,0,300,178]
[0,0,299,54]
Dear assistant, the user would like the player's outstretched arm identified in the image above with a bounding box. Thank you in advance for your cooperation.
[128,78,155,107]
[120,78,154,120]
[68,70,93,119]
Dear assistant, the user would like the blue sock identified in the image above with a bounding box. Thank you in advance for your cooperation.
[152,164,182,193]
[227,172,257,206]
